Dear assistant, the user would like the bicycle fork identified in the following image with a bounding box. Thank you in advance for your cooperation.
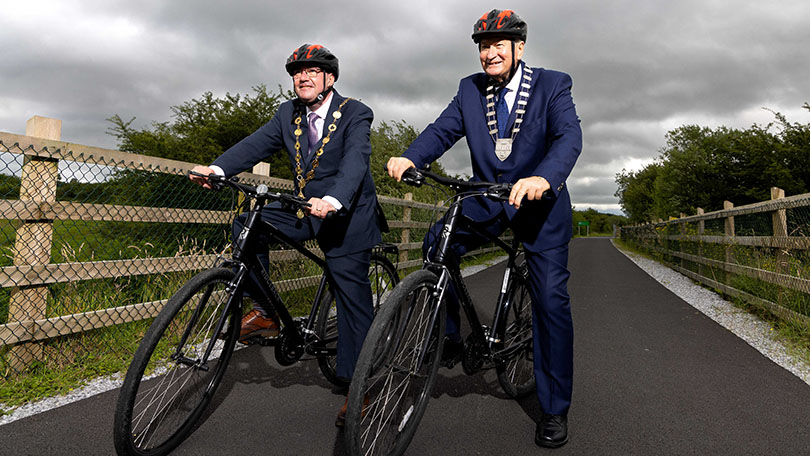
[171,270,246,371]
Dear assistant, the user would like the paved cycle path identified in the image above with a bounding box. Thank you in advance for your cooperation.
[3,237,810,455]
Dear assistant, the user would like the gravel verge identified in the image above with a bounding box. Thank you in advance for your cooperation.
[612,240,810,386]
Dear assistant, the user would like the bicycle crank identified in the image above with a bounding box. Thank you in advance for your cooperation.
[274,327,305,366]
[462,333,486,375]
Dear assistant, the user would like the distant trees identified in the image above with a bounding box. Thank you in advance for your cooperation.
[572,208,627,235]
[615,103,810,224]
[107,84,294,179]
[106,86,449,202]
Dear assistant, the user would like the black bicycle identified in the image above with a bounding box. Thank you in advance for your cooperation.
[345,167,535,456]
[113,172,399,456]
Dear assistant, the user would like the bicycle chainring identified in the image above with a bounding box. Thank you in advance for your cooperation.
[274,327,305,366]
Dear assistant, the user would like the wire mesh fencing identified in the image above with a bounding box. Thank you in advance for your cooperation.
[619,188,810,333]
[0,130,507,406]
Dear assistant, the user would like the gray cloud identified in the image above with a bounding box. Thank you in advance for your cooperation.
[2,0,809,215]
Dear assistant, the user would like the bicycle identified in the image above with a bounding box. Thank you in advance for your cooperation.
[113,172,399,456]
[345,167,535,456]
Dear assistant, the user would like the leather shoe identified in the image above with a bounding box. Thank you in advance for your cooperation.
[535,414,568,448]
[335,394,369,427]
[440,335,464,368]
[239,309,279,342]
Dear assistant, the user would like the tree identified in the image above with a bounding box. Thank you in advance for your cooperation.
[614,104,810,223]
[615,163,661,224]
[107,84,294,179]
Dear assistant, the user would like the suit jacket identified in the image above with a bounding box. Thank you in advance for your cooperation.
[212,90,382,257]
[403,64,582,251]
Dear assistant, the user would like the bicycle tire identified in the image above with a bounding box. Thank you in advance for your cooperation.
[113,268,241,456]
[315,252,399,387]
[496,264,536,398]
[345,269,445,456]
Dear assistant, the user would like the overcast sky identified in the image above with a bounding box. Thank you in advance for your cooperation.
[2,0,808,214]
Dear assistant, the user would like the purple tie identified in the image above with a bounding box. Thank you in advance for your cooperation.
[307,112,319,158]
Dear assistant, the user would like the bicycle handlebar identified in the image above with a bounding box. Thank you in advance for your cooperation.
[397,166,513,202]
[189,171,329,216]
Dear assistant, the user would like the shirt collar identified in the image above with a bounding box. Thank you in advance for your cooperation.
[503,62,523,94]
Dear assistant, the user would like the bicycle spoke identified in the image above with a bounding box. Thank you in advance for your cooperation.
[115,268,240,455]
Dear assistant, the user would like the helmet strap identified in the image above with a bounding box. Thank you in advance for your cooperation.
[307,85,333,107]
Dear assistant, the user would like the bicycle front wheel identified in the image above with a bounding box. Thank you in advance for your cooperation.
[496,264,536,398]
[113,268,241,456]
[345,269,445,456]
[315,252,399,387]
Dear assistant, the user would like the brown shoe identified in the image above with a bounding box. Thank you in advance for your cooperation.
[335,394,370,428]
[239,309,280,342]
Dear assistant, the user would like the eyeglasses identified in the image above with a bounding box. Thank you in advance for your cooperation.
[292,67,323,80]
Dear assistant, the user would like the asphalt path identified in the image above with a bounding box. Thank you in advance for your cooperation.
[3,237,810,455]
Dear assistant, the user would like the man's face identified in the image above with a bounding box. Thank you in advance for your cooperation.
[479,38,525,82]
[293,66,335,103]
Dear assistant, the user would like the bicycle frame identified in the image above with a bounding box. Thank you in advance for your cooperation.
[194,191,334,367]
[416,191,525,370]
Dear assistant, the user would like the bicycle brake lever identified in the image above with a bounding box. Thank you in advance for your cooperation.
[401,167,425,187]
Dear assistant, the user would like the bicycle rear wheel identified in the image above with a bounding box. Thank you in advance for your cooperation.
[113,268,241,456]
[496,264,536,398]
[315,252,399,387]
[345,269,445,456]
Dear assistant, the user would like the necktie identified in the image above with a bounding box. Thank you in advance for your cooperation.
[307,112,319,158]
[496,87,510,138]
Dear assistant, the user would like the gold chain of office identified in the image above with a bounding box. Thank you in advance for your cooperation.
[292,97,352,201]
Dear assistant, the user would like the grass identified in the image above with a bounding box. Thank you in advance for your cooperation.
[0,242,510,414]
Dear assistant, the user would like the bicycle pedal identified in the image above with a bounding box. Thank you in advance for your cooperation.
[240,335,277,346]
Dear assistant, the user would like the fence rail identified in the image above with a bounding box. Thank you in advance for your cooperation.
[619,186,810,332]
[0,117,506,382]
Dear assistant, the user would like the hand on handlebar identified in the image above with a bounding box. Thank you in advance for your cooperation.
[189,165,216,189]
[386,157,415,182]
[307,197,336,219]
[509,176,550,209]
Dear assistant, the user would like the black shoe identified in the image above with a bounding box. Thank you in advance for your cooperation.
[535,414,568,448]
[440,336,464,368]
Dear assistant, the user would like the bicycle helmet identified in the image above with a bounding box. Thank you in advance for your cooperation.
[471,9,527,44]
[285,44,340,80]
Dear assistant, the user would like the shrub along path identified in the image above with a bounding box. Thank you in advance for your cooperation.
[2,237,810,454]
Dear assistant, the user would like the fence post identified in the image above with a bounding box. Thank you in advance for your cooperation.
[8,116,62,372]
[400,193,413,263]
[678,212,686,269]
[723,201,735,275]
[697,208,704,278]
[771,187,788,306]
[252,162,270,176]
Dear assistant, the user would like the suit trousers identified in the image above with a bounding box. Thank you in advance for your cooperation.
[422,210,573,415]
[233,206,375,380]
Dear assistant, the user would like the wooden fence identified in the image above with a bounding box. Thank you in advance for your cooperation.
[619,187,810,330]
[0,116,503,375]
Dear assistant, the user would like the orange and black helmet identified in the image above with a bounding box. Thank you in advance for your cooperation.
[471,9,527,44]
[285,44,339,80]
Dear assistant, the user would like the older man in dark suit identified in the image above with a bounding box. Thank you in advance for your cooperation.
[190,44,381,425]
[387,9,582,448]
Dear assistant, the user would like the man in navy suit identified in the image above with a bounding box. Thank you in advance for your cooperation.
[190,44,381,426]
[387,9,582,448]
